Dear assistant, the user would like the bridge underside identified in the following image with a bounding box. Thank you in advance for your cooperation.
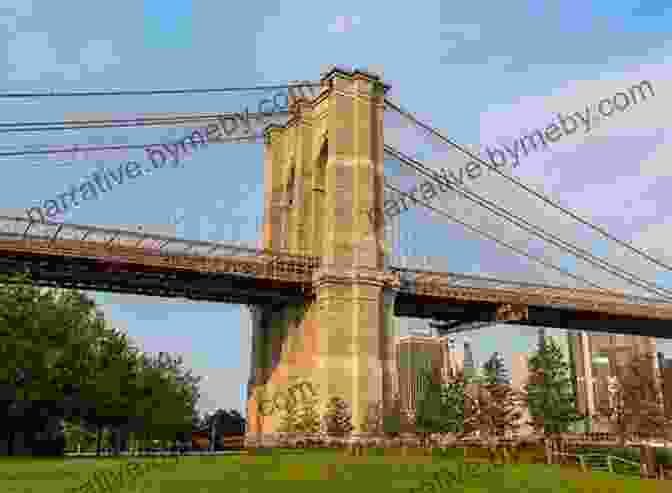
[0,252,306,305]
[2,250,671,337]
[397,293,672,338]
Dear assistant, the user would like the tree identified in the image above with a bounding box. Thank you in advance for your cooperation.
[294,382,321,433]
[482,352,509,385]
[277,392,300,433]
[202,409,246,450]
[0,273,203,456]
[463,374,522,462]
[524,338,584,464]
[0,274,108,455]
[322,396,354,436]
[596,352,669,446]
[358,393,414,438]
[275,381,321,437]
[440,369,468,436]
[79,327,141,456]
[361,400,383,434]
[414,367,465,448]
[131,352,201,449]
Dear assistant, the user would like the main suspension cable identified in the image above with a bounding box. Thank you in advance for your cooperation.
[0,110,291,134]
[0,134,265,158]
[384,98,672,276]
[0,81,322,99]
[385,145,672,301]
[383,181,608,292]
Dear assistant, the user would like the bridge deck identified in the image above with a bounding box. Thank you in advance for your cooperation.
[2,215,672,330]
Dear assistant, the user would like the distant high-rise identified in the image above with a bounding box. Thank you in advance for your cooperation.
[659,353,672,417]
[570,331,657,433]
[396,334,463,414]
[510,352,534,437]
[397,334,443,413]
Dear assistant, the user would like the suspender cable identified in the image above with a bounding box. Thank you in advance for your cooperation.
[385,145,672,301]
[383,181,609,292]
[384,98,672,276]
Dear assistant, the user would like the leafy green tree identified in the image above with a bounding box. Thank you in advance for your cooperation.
[0,274,107,455]
[524,338,584,464]
[322,396,354,436]
[415,367,451,447]
[382,393,414,437]
[439,370,468,435]
[131,352,200,449]
[80,327,141,455]
[462,377,522,463]
[0,273,203,456]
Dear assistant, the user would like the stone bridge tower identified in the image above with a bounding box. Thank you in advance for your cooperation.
[246,67,398,442]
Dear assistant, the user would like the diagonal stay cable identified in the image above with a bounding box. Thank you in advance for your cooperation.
[383,181,609,292]
[384,145,672,301]
[385,144,672,300]
[384,98,672,275]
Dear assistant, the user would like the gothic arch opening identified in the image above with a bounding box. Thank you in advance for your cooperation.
[313,139,327,257]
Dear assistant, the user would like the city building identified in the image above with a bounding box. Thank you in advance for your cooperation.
[570,331,658,433]
[396,331,464,414]
[657,352,672,419]
[510,352,534,437]
[396,333,443,413]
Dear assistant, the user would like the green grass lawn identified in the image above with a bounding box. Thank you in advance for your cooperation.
[0,450,667,493]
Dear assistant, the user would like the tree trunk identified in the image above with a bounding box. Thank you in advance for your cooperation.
[501,443,511,464]
[120,428,129,453]
[640,444,656,479]
[111,427,120,456]
[7,429,15,456]
[544,436,553,465]
[95,425,102,456]
[487,436,497,463]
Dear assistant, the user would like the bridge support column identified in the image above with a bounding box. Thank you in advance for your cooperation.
[310,271,398,433]
[382,287,399,411]
[245,301,317,437]
[247,67,391,442]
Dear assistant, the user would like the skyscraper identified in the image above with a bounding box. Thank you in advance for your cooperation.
[396,334,443,413]
[396,333,465,414]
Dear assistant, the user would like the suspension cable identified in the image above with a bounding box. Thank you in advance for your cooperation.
[384,145,672,301]
[0,134,265,158]
[384,98,672,276]
[0,110,291,134]
[383,181,608,292]
[0,81,322,99]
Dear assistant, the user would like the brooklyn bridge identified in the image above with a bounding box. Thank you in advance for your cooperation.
[2,67,671,438]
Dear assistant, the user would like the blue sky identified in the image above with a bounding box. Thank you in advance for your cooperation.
[1,0,671,417]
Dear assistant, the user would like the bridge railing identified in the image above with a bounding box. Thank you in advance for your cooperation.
[392,266,672,308]
[0,215,320,282]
